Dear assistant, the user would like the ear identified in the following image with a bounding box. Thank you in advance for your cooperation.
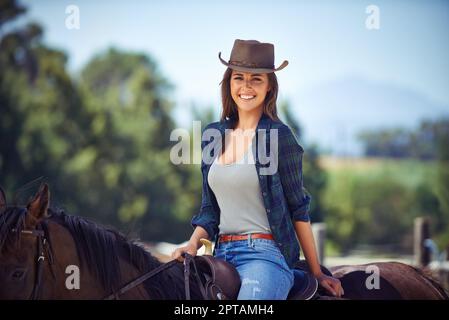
[0,186,6,210]
[26,183,50,226]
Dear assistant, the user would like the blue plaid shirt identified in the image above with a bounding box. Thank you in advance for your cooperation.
[191,113,311,268]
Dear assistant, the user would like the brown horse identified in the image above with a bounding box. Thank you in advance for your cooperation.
[0,185,447,300]
[0,184,204,299]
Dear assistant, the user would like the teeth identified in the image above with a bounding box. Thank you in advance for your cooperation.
[240,95,255,100]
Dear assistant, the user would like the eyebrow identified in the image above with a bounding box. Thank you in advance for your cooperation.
[232,73,264,77]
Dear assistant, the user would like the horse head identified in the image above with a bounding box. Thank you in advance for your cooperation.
[0,184,57,299]
[0,184,197,300]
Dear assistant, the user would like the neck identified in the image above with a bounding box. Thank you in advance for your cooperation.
[236,107,263,131]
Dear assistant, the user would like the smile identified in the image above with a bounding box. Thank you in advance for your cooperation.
[239,94,256,100]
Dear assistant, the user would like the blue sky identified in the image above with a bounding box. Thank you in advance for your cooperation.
[20,0,449,155]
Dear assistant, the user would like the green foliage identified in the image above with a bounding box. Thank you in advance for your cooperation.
[323,158,449,254]
[0,1,199,243]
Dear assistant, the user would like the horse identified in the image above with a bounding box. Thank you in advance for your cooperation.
[1,184,448,300]
[0,184,204,299]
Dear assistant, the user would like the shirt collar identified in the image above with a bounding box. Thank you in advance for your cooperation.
[219,112,271,134]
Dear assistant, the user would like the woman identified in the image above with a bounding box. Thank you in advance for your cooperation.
[172,39,343,299]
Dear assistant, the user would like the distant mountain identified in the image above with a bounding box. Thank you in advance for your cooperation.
[295,76,449,156]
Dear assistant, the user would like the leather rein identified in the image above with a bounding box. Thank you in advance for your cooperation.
[104,253,208,300]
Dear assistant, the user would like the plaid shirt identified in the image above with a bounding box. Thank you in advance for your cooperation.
[191,113,311,268]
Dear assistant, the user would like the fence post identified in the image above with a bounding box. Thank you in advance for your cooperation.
[312,223,326,264]
[414,217,431,267]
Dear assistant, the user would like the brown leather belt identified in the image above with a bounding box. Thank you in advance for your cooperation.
[218,233,274,243]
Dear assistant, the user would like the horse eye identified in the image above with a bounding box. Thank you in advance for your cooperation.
[12,268,26,280]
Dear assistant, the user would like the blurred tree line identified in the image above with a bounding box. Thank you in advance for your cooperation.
[0,0,200,242]
[358,118,449,160]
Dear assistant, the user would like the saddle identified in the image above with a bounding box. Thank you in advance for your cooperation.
[186,255,330,300]
[192,255,241,300]
[183,239,241,300]
[288,260,333,300]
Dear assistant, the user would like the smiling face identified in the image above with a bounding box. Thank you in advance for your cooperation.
[230,70,271,114]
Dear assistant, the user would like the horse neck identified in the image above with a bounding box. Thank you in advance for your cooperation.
[43,220,151,299]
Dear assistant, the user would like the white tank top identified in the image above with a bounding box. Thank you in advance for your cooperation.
[207,141,271,235]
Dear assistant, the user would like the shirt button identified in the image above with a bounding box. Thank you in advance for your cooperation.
[267,209,271,213]
[262,192,267,196]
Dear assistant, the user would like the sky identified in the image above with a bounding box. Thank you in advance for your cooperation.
[18,0,449,155]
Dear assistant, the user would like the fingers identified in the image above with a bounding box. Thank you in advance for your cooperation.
[330,279,344,297]
[171,246,197,262]
[321,281,337,296]
[171,248,185,262]
[320,277,344,297]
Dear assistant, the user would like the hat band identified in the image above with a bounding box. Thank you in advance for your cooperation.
[229,60,274,69]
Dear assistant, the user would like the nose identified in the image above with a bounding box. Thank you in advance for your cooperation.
[244,79,252,88]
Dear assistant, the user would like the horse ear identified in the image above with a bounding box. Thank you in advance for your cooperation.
[26,183,50,226]
[0,186,6,210]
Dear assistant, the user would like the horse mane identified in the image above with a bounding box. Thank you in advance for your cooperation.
[0,206,27,253]
[1,206,199,299]
[411,265,449,299]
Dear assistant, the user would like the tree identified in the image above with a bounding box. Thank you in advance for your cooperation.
[0,0,84,206]
[76,48,199,242]
[0,1,201,243]
[434,119,449,248]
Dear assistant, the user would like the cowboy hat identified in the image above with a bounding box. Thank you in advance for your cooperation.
[218,39,288,73]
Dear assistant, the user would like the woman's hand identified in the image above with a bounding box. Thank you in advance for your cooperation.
[171,241,198,262]
[316,273,344,298]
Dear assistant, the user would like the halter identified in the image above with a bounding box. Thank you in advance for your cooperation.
[12,224,52,300]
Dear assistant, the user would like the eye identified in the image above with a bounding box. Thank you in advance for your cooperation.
[233,76,243,80]
[11,268,26,281]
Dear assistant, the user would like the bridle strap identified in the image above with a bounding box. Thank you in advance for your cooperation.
[184,255,191,299]
[14,226,47,300]
[30,225,45,300]
[184,254,208,300]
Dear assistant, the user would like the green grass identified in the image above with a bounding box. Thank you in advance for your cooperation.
[316,156,446,254]
[320,157,438,189]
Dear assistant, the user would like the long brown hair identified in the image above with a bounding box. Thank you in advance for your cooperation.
[220,68,280,126]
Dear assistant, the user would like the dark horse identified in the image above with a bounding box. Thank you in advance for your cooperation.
[1,185,448,300]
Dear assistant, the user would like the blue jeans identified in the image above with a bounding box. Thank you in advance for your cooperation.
[214,236,294,300]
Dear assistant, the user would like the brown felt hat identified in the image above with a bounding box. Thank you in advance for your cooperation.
[218,39,288,73]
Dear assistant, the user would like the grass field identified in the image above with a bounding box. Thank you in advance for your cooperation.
[318,156,439,189]
[315,156,447,256]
